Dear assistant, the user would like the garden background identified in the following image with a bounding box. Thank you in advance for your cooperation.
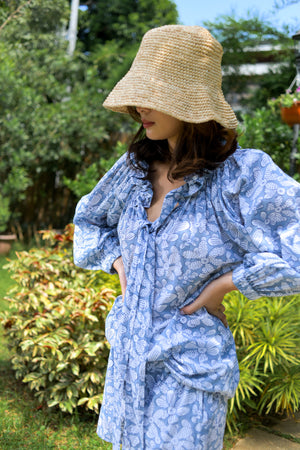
[0,0,300,448]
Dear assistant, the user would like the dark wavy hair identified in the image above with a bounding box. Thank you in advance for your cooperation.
[127,115,238,180]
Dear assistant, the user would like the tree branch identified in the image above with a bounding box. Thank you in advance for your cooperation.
[0,0,33,33]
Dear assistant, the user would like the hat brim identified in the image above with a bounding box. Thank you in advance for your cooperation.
[103,72,238,129]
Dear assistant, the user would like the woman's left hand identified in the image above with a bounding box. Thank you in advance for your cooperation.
[180,272,238,327]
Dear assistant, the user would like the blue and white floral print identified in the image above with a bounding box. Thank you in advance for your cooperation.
[73,147,300,449]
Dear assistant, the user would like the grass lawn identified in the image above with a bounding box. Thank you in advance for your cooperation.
[0,251,239,449]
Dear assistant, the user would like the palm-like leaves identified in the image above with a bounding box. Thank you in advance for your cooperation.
[227,361,264,433]
[258,365,300,415]
[224,291,261,347]
[244,319,299,373]
[225,293,300,433]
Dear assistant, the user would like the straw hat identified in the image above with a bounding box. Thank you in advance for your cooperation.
[103,25,238,129]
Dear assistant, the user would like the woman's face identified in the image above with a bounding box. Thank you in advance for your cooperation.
[135,107,183,150]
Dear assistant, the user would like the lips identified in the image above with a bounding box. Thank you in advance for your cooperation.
[142,120,155,128]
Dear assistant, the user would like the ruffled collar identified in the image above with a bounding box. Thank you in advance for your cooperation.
[128,153,209,200]
[182,173,207,197]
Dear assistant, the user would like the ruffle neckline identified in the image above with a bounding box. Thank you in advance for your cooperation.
[128,153,210,203]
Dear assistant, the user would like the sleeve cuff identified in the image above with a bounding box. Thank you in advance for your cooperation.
[102,246,122,274]
[232,265,261,300]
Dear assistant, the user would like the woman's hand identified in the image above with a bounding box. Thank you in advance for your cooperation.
[180,272,238,327]
[113,256,127,300]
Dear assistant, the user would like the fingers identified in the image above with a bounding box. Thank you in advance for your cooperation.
[180,297,205,315]
[180,298,225,315]
[181,302,228,327]
[213,309,228,328]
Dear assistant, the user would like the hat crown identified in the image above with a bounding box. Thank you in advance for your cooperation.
[132,25,223,89]
[103,25,238,129]
[142,25,223,57]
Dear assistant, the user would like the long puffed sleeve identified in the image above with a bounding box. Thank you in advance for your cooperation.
[220,149,300,300]
[73,152,133,273]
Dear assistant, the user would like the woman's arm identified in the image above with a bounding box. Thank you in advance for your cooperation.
[73,153,129,273]
[182,150,300,325]
[113,256,127,299]
[181,272,237,326]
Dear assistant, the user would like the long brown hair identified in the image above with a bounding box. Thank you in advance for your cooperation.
[127,119,238,180]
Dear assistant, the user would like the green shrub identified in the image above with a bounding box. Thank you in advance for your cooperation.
[63,141,128,199]
[239,106,300,178]
[0,194,10,233]
[0,225,119,414]
[224,292,300,432]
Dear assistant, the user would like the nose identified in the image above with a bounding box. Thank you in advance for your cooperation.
[136,106,151,114]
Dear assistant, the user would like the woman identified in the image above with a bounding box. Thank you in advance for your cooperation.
[73,25,300,449]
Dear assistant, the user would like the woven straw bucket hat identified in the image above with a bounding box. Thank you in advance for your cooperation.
[103,25,238,129]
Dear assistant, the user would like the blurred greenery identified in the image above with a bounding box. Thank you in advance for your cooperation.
[0,2,299,235]
[204,12,297,111]
[239,106,300,178]
[0,0,178,237]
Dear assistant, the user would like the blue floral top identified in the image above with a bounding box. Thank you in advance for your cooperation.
[73,147,300,448]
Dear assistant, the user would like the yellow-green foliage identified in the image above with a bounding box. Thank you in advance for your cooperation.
[224,292,300,432]
[0,225,119,414]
